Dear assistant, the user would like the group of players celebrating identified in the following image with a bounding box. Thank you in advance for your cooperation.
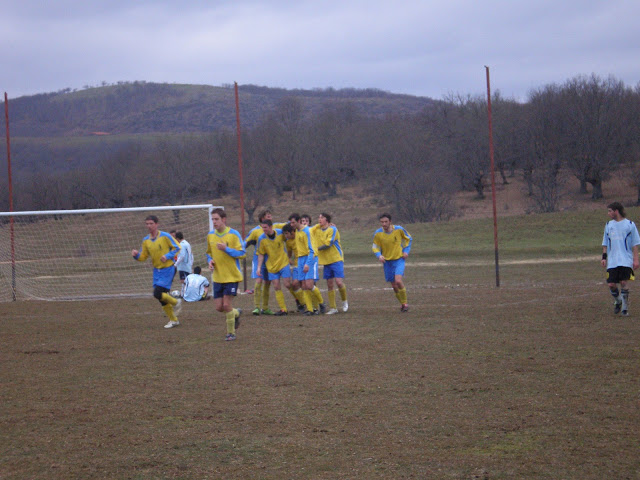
[132,208,413,341]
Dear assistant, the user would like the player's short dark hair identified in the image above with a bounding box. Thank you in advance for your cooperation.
[608,202,626,217]
[145,215,159,223]
[258,209,272,222]
[301,214,312,223]
[211,207,226,218]
[282,223,295,234]
[288,213,301,222]
[175,231,184,240]
[379,212,392,221]
[261,218,273,227]
[194,266,201,275]
[320,212,332,223]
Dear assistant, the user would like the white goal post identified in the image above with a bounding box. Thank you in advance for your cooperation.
[0,204,220,301]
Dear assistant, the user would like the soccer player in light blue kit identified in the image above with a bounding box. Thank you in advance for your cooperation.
[174,231,194,284]
[182,266,210,302]
[601,202,640,316]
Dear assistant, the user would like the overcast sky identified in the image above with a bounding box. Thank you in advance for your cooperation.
[1,0,638,101]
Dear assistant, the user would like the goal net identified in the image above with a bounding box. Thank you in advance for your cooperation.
[0,204,218,301]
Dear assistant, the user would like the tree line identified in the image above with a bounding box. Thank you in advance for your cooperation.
[1,74,639,223]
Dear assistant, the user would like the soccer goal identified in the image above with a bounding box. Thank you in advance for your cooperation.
[0,204,219,302]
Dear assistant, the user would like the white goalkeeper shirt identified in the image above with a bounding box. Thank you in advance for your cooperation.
[175,239,194,273]
[602,218,640,269]
[182,273,210,302]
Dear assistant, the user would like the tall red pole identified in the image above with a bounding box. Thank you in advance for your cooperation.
[4,92,16,300]
[485,67,500,287]
[234,82,247,291]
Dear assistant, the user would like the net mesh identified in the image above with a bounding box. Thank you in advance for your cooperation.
[0,205,217,301]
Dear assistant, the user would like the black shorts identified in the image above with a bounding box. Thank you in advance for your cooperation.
[179,270,190,281]
[606,266,634,284]
[213,282,239,299]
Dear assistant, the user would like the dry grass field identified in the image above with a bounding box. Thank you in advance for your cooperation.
[1,176,640,479]
[2,254,639,479]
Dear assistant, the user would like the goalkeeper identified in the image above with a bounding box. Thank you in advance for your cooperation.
[132,215,183,328]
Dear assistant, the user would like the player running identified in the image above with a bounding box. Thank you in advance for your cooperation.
[206,208,245,341]
[132,215,182,329]
[372,212,412,312]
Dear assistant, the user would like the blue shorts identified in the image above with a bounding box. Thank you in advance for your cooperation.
[153,266,176,290]
[383,258,405,283]
[290,262,300,281]
[323,261,345,280]
[213,282,239,299]
[251,255,269,280]
[297,256,318,282]
[267,264,292,281]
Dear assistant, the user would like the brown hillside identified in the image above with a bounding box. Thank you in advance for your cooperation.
[214,169,638,227]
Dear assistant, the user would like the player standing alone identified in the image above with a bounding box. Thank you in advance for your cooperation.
[206,208,245,341]
[601,202,640,316]
[372,212,412,312]
[132,215,183,328]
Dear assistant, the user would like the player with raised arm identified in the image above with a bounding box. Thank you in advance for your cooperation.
[372,212,412,312]
[315,212,348,314]
[206,208,245,341]
[601,202,640,316]
[132,215,183,328]
[256,219,293,315]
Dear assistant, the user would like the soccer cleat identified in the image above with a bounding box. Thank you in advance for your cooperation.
[313,309,320,315]
[613,301,622,315]
[164,320,180,329]
[622,310,629,316]
[303,310,315,316]
[173,299,183,316]
[297,303,306,312]
[342,301,349,313]
[274,310,288,316]
[319,303,326,314]
[225,333,236,341]
[326,308,339,315]
[235,308,242,329]
[400,304,409,312]
[261,308,275,315]
[252,308,261,316]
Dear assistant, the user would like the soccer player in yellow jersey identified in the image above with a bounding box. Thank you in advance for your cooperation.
[245,210,287,316]
[256,219,293,315]
[372,212,413,312]
[315,212,349,314]
[132,215,182,329]
[206,208,245,341]
[283,224,307,311]
[289,213,326,315]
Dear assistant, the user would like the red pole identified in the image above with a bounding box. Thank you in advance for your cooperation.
[485,67,500,287]
[4,92,16,300]
[234,82,247,291]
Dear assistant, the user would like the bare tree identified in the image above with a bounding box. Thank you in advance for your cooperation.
[559,74,636,199]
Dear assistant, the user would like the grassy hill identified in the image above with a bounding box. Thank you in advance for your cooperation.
[4,82,437,137]
[1,82,437,174]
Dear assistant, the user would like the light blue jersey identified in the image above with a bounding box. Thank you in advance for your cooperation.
[602,218,640,269]
[182,273,210,302]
